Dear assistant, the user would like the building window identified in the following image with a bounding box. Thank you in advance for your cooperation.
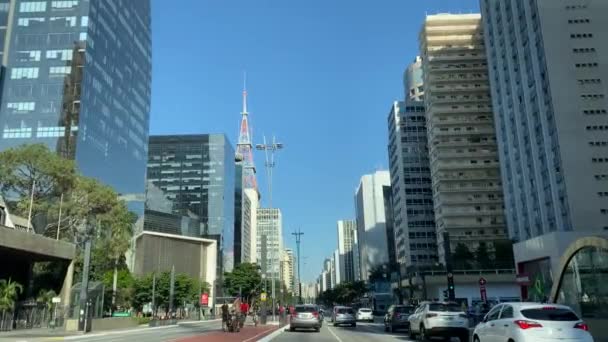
[598,192,608,197]
[570,33,593,39]
[51,1,79,9]
[7,102,35,113]
[17,17,45,27]
[20,1,47,12]
[583,109,607,115]
[586,125,608,131]
[575,63,599,68]
[16,50,41,62]
[11,67,39,79]
[46,49,73,61]
[50,16,77,27]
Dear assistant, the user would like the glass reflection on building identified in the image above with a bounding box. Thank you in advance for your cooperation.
[0,0,152,228]
[144,134,236,273]
[556,246,608,319]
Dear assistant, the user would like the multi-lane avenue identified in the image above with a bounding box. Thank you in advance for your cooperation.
[272,319,415,342]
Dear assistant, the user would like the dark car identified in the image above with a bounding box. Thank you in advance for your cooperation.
[384,304,415,333]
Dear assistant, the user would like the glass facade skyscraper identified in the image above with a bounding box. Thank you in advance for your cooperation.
[144,134,236,273]
[0,0,152,222]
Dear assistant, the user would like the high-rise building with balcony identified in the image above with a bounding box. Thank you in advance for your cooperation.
[256,208,282,279]
[0,0,152,225]
[481,0,608,297]
[355,171,392,281]
[141,134,235,276]
[419,14,509,264]
[388,101,438,268]
[242,188,258,263]
[281,248,294,293]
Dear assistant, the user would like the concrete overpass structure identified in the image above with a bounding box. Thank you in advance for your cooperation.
[0,224,77,306]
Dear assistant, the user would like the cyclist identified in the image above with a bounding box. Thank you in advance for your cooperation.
[221,301,229,332]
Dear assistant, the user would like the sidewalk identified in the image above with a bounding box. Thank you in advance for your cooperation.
[0,319,221,341]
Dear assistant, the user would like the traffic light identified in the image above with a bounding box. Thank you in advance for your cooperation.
[442,289,449,300]
[447,273,455,300]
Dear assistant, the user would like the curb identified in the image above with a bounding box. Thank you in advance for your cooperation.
[256,324,289,342]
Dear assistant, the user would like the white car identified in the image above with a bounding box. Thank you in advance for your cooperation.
[356,308,374,322]
[473,302,593,342]
[408,301,469,341]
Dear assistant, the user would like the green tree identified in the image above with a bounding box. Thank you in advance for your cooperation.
[223,263,262,299]
[0,278,23,311]
[475,242,492,269]
[102,269,135,312]
[452,243,474,270]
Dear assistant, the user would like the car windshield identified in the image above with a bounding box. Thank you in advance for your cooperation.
[338,308,355,314]
[429,304,462,312]
[521,308,579,321]
[395,306,415,313]
[295,306,317,313]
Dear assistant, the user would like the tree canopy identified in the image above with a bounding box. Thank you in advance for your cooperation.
[318,281,367,306]
[223,263,262,299]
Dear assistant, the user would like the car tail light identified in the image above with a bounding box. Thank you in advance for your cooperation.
[426,313,437,318]
[514,320,543,329]
[574,322,589,331]
[312,311,319,318]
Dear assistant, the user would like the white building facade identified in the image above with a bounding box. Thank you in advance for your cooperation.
[256,208,283,279]
[337,220,359,283]
[242,188,258,263]
[355,171,391,282]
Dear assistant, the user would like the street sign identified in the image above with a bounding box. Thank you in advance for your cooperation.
[52,297,61,304]
[261,292,267,302]
[200,293,209,306]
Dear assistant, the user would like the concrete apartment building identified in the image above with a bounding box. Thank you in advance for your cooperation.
[337,220,359,282]
[281,248,295,293]
[355,171,392,281]
[419,14,509,264]
[481,0,608,299]
[256,208,283,279]
[388,101,438,268]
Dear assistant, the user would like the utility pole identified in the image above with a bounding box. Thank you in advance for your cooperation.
[78,216,94,332]
[256,136,284,321]
[443,232,455,301]
[27,180,35,233]
[169,265,175,317]
[292,228,304,304]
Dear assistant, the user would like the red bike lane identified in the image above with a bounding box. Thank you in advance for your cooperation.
[173,324,283,342]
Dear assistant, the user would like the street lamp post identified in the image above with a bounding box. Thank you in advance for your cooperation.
[292,228,304,304]
[256,136,284,322]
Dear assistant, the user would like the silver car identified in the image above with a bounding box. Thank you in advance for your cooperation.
[290,304,321,332]
[333,306,356,327]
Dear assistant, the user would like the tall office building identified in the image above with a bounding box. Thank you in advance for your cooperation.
[256,208,282,279]
[481,0,608,290]
[388,101,438,267]
[281,248,294,293]
[355,171,391,281]
[141,134,235,276]
[242,188,258,263]
[420,14,509,264]
[332,249,341,287]
[0,0,152,222]
[404,56,425,103]
[337,220,358,283]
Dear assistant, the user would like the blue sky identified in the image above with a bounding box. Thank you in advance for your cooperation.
[150,0,479,282]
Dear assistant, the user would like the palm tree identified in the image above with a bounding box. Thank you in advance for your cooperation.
[0,278,23,312]
[103,205,136,312]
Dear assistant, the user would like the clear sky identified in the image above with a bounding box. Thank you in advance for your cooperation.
[150,0,480,282]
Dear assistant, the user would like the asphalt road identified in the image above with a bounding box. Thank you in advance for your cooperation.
[271,318,471,342]
[271,319,415,342]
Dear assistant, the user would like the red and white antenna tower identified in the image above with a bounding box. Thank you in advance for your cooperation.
[236,73,258,190]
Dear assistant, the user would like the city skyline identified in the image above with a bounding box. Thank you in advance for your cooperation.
[150,0,481,282]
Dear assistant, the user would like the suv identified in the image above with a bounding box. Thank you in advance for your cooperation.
[290,304,321,332]
[384,304,415,333]
[408,301,469,341]
[332,306,356,327]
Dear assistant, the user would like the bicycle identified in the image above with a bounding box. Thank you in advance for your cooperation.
[252,311,258,327]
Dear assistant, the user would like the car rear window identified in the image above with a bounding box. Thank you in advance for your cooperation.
[429,304,461,312]
[395,306,415,313]
[520,308,579,321]
[360,308,372,312]
[295,306,317,313]
[338,308,355,314]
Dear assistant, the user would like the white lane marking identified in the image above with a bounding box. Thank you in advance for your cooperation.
[241,326,276,342]
[63,320,221,340]
[247,325,288,342]
[327,327,344,342]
